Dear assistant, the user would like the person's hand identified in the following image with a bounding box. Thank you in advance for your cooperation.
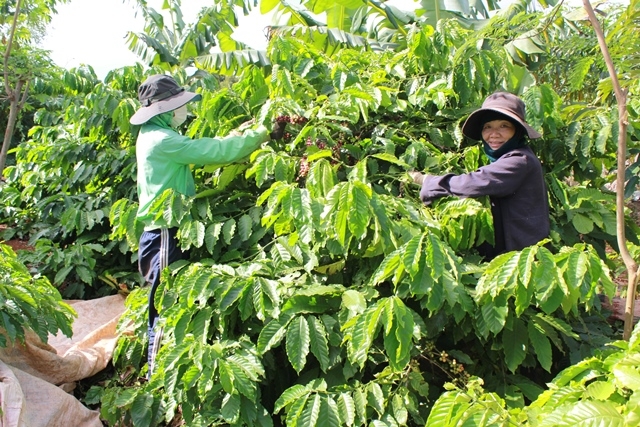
[269,120,287,140]
[229,118,256,136]
[409,171,425,185]
[238,118,255,131]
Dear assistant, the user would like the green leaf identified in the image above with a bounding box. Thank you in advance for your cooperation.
[222,218,237,245]
[477,295,509,337]
[342,289,366,316]
[289,188,314,244]
[181,365,201,390]
[594,123,611,154]
[425,392,468,427]
[257,318,288,354]
[572,212,594,234]
[130,393,154,427]
[535,314,579,343]
[285,394,310,427]
[299,394,322,427]
[337,393,356,427]
[187,269,215,308]
[274,384,310,414]
[384,297,414,371]
[219,279,247,313]
[369,248,402,286]
[220,393,241,423]
[564,250,588,294]
[348,182,371,241]
[528,320,552,372]
[402,234,424,279]
[308,316,330,372]
[568,57,595,92]
[314,260,346,276]
[162,340,192,373]
[426,234,446,282]
[534,248,563,313]
[307,158,337,198]
[585,380,616,401]
[612,365,640,390]
[334,184,350,248]
[205,222,223,254]
[320,396,341,427]
[366,383,385,416]
[76,265,93,284]
[371,153,411,168]
[253,277,280,321]
[219,360,236,394]
[557,401,625,426]
[347,303,383,368]
[286,316,311,373]
[308,149,333,163]
[112,388,138,408]
[226,364,256,400]
[190,306,212,343]
[183,220,205,249]
[509,375,544,402]
[392,393,408,425]
[1,313,18,344]
[54,265,74,285]
[502,317,528,372]
[271,242,292,265]
[238,214,253,242]
[515,247,536,315]
[228,352,264,381]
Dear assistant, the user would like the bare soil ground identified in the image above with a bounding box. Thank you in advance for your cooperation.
[0,224,34,251]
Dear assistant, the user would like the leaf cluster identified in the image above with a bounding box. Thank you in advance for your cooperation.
[426,320,640,426]
[0,243,75,347]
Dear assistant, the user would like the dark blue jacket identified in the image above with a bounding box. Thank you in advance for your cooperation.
[420,146,550,255]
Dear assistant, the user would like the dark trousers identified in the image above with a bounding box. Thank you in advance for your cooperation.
[138,227,184,375]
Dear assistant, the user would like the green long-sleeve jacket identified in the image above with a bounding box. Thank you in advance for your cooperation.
[136,112,269,229]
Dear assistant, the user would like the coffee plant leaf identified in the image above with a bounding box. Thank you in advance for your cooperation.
[286,315,311,373]
[528,320,553,372]
[307,315,331,372]
[344,300,388,368]
[502,317,528,373]
[257,317,289,354]
[221,392,241,423]
[382,297,415,371]
[130,392,154,427]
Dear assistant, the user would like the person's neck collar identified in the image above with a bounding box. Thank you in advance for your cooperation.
[482,131,526,162]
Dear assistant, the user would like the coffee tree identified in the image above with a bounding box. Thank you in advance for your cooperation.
[100,4,637,427]
[1,0,639,426]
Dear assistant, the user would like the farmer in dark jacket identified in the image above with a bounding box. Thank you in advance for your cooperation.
[410,92,550,260]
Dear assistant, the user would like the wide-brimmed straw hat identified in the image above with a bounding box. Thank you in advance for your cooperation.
[461,92,541,140]
[130,75,202,125]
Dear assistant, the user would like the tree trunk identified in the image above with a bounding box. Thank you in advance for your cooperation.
[1,0,25,176]
[0,81,23,174]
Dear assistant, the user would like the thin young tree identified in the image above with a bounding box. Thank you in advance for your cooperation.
[1,0,28,174]
[1,0,64,174]
[583,0,639,340]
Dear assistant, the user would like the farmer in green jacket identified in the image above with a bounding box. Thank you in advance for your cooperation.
[129,74,285,377]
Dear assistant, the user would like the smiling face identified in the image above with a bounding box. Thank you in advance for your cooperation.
[481,119,517,150]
